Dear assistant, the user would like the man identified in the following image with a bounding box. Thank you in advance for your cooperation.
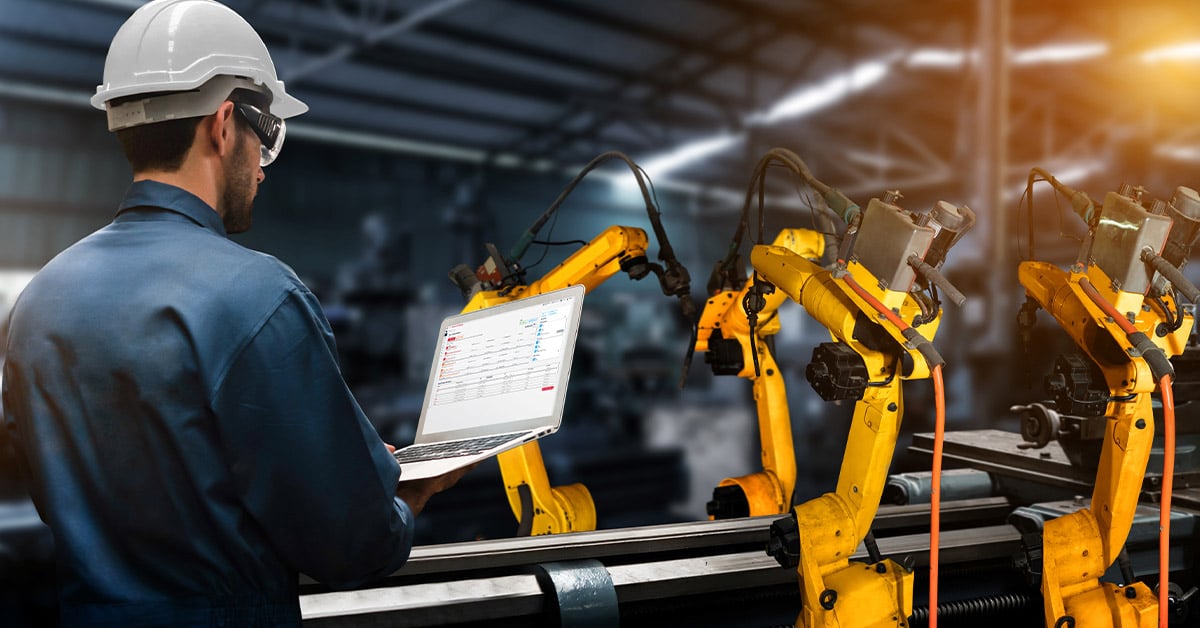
[1,1,466,625]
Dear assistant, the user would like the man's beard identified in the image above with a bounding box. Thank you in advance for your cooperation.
[218,130,256,234]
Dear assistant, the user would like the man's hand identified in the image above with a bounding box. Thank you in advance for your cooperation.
[394,465,474,516]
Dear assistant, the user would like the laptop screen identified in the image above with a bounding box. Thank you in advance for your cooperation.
[418,286,584,438]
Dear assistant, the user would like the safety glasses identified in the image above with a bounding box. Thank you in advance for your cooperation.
[233,101,285,167]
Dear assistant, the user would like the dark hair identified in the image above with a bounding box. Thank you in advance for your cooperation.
[112,87,268,173]
[115,116,203,173]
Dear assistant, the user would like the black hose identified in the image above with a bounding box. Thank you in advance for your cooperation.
[902,328,945,369]
[909,592,1037,623]
[908,255,967,307]
[1148,293,1179,333]
[1023,167,1097,261]
[713,148,851,287]
[509,153,691,312]
[511,151,652,261]
[1143,248,1200,304]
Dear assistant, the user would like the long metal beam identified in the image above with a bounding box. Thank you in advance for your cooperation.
[298,520,1023,626]
[299,497,1011,585]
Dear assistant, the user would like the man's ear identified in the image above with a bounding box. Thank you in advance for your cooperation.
[207,101,238,158]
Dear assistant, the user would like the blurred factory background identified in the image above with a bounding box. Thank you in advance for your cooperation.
[4,0,1200,625]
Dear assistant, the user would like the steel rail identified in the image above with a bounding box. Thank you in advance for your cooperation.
[299,509,1020,626]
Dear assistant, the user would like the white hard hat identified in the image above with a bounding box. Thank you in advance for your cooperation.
[92,0,306,130]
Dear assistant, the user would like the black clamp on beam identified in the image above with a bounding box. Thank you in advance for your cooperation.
[532,560,619,627]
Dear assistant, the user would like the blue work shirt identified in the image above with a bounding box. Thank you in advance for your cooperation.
[2,180,414,627]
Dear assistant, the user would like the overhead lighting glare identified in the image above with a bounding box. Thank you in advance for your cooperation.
[1155,145,1200,162]
[1047,162,1103,182]
[906,48,969,68]
[631,57,896,180]
[844,149,897,170]
[749,58,893,125]
[906,43,1106,70]
[1011,42,1108,66]
[637,132,744,178]
[1142,41,1200,63]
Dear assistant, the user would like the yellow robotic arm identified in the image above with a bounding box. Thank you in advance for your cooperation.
[694,148,972,626]
[697,228,825,518]
[762,197,958,628]
[447,151,694,536]
[757,192,973,628]
[1015,174,1200,628]
[458,225,652,535]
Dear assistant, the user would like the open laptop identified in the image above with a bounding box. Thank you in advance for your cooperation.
[392,285,585,480]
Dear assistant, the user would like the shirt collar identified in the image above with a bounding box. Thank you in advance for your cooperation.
[116,180,228,237]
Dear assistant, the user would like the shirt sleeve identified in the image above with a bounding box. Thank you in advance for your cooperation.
[210,285,414,589]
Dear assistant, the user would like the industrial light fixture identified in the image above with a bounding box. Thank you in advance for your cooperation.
[1155,145,1200,162]
[1045,161,1104,183]
[636,40,1107,181]
[747,57,893,126]
[1142,41,1200,63]
[1010,42,1108,65]
[906,48,971,68]
[905,42,1107,69]
[638,132,744,178]
[636,57,895,179]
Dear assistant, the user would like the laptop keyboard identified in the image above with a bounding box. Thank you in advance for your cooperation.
[393,432,528,464]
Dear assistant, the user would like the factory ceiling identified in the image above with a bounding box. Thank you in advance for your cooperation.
[3,0,1200,214]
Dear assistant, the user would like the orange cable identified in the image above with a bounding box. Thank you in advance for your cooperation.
[840,269,908,330]
[1160,374,1175,628]
[840,271,943,628]
[1077,277,1138,335]
[930,364,945,628]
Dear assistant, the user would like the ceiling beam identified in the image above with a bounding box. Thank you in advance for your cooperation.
[12,8,728,139]
[340,43,726,131]
[506,0,792,79]
[284,0,474,83]
[53,0,735,131]
[510,18,791,159]
[285,0,744,113]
